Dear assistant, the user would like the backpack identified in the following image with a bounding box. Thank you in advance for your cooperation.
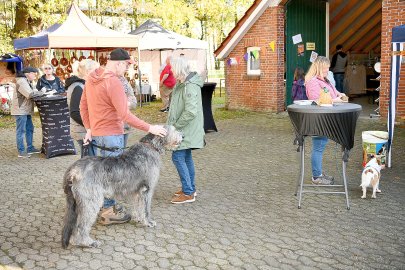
[292,79,308,101]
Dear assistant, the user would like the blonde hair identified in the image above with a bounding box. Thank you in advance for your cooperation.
[171,57,191,82]
[305,56,330,84]
[76,59,99,79]
[42,63,54,71]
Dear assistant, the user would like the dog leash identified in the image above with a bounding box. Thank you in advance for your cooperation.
[85,142,129,152]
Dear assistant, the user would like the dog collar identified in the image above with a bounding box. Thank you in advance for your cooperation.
[143,142,161,153]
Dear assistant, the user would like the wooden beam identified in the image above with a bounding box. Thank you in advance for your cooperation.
[363,35,382,53]
[372,44,381,54]
[329,0,359,28]
[330,1,380,42]
[330,10,381,52]
[350,24,381,52]
[330,0,349,23]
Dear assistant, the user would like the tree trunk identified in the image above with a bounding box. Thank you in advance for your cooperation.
[12,2,43,39]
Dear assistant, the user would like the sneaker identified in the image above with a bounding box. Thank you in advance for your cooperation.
[312,175,334,185]
[321,174,334,181]
[18,152,31,158]
[27,147,41,154]
[174,188,197,197]
[171,193,195,204]
[160,107,168,112]
[113,204,124,213]
[99,206,131,225]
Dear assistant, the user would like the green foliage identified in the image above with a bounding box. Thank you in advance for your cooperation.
[152,0,195,37]
[0,26,14,54]
[0,0,254,53]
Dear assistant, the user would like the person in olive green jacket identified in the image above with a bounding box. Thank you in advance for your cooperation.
[168,57,205,204]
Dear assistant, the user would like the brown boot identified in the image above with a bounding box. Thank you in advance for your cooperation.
[171,193,195,204]
[174,188,197,197]
[99,206,131,225]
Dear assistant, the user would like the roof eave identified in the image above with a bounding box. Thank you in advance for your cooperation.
[215,0,282,59]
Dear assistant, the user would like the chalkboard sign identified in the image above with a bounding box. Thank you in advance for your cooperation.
[201,82,218,132]
[34,95,76,158]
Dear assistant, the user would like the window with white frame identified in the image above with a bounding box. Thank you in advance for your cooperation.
[247,47,261,75]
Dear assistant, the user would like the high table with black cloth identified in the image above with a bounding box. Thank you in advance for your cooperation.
[201,82,217,132]
[287,103,362,209]
[34,95,76,158]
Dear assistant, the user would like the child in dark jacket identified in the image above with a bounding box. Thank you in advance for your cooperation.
[292,67,307,101]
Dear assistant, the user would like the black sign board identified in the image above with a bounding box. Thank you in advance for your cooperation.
[34,95,76,158]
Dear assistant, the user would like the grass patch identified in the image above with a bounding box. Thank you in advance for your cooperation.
[0,112,50,129]
[132,100,168,124]
[212,95,225,105]
[213,107,251,120]
[0,114,15,128]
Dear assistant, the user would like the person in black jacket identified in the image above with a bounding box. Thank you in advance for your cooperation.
[36,63,65,93]
[65,59,99,157]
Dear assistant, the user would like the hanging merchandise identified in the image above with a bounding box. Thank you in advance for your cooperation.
[51,52,58,67]
[70,51,78,63]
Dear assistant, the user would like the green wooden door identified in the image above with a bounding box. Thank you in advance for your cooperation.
[285,0,326,105]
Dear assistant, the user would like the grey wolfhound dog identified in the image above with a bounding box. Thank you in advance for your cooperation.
[61,125,182,248]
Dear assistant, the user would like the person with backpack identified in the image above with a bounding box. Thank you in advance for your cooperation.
[292,67,307,101]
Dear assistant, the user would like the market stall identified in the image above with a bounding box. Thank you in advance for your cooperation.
[13,2,139,76]
[12,2,140,158]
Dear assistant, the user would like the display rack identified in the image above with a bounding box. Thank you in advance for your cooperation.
[370,75,381,118]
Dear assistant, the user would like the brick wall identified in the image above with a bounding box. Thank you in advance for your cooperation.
[225,6,285,112]
[380,0,405,119]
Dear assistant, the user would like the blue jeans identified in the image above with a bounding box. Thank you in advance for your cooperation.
[333,73,345,93]
[15,115,35,154]
[93,134,124,208]
[172,149,195,195]
[311,136,328,177]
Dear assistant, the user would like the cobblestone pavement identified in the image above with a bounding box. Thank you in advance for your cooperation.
[1,101,404,269]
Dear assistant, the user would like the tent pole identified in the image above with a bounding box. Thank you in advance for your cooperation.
[388,42,404,168]
[137,48,142,108]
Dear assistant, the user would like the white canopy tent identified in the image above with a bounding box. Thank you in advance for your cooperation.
[14,2,139,50]
[128,20,208,97]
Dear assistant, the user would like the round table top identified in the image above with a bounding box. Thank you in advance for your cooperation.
[287,103,362,113]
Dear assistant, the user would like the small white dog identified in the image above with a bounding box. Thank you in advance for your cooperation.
[360,157,382,199]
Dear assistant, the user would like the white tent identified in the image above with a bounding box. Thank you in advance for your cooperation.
[129,20,208,96]
[131,20,207,51]
[14,2,139,50]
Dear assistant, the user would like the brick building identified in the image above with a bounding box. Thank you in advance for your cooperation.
[380,0,405,119]
[215,0,404,121]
